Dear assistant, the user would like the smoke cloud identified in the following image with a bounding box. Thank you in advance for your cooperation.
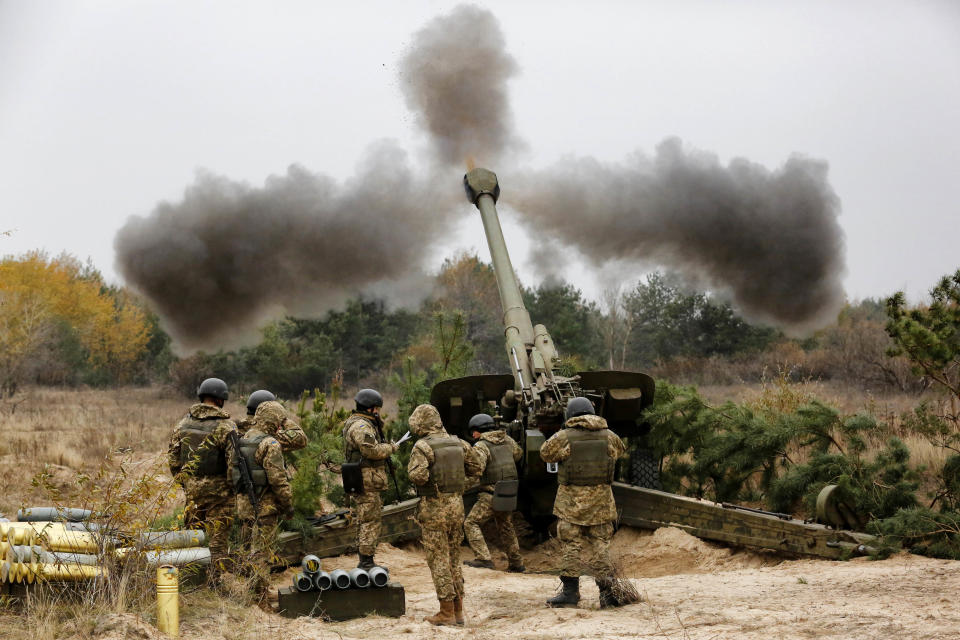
[510,139,846,332]
[115,3,847,351]
[399,4,521,167]
[114,142,454,351]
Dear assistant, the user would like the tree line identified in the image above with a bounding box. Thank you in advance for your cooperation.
[0,250,940,399]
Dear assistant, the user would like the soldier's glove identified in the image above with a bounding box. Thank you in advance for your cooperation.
[282,505,296,520]
[391,441,399,453]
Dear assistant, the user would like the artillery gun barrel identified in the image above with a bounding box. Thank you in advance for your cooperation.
[463,168,544,395]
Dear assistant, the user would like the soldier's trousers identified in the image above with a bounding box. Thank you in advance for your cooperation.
[418,499,465,601]
[239,515,280,598]
[464,492,522,565]
[557,519,614,579]
[184,495,234,574]
[352,491,383,556]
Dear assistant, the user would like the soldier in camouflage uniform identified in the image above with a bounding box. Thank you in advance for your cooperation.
[539,397,629,609]
[237,390,308,452]
[463,413,525,572]
[235,390,274,434]
[167,377,238,577]
[231,400,295,600]
[407,404,482,627]
[342,388,397,570]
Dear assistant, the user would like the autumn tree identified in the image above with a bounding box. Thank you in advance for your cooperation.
[0,252,150,394]
[431,253,502,373]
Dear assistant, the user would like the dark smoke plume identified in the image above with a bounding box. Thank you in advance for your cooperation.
[399,4,521,167]
[114,142,454,351]
[510,138,846,332]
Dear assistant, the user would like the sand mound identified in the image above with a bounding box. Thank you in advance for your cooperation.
[75,613,162,640]
[523,526,777,577]
[613,526,778,577]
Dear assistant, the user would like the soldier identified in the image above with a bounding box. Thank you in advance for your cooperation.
[539,397,632,609]
[463,413,525,572]
[167,377,238,578]
[237,390,308,452]
[407,404,482,627]
[231,400,295,601]
[341,388,397,570]
[235,389,275,434]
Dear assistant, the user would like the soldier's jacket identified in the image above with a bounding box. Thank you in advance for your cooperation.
[407,404,482,524]
[245,403,308,452]
[539,414,626,526]
[168,403,237,502]
[233,401,293,521]
[342,412,394,493]
[235,415,255,434]
[472,430,522,493]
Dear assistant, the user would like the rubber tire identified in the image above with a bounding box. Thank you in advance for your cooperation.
[629,448,662,490]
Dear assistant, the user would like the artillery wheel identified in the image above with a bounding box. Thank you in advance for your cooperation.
[629,448,662,490]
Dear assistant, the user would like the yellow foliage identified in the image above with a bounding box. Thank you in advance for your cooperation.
[0,252,150,388]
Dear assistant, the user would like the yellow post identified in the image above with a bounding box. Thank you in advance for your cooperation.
[156,564,179,638]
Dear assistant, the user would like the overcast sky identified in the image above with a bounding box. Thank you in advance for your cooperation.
[2,0,958,307]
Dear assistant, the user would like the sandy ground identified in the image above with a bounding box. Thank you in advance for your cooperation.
[176,527,958,640]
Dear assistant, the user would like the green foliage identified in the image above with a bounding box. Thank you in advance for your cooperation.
[868,507,960,559]
[384,311,476,502]
[624,272,778,366]
[645,380,920,523]
[289,387,349,516]
[768,438,920,521]
[886,268,960,398]
[523,281,603,367]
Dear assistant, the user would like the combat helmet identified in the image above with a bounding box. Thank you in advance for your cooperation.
[355,388,383,412]
[468,413,496,433]
[197,378,229,402]
[565,397,595,420]
[246,389,276,416]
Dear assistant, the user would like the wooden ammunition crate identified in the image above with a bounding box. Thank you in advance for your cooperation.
[277,583,405,620]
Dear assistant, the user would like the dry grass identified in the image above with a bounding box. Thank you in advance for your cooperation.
[0,386,249,514]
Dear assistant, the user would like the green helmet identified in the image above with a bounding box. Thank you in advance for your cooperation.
[197,378,229,401]
[246,389,276,416]
[565,397,594,420]
[468,413,496,433]
[355,388,383,411]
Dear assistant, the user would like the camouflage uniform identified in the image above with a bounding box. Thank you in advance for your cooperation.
[342,411,396,557]
[407,405,482,604]
[539,414,626,579]
[232,401,294,596]
[237,411,306,452]
[463,430,523,566]
[168,403,238,573]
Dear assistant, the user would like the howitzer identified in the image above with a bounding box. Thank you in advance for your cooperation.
[271,167,874,567]
[430,168,657,526]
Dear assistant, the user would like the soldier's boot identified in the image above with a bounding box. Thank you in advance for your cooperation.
[464,558,495,569]
[357,553,376,570]
[597,578,620,609]
[453,596,465,626]
[507,554,526,573]
[546,576,580,608]
[597,576,639,608]
[425,599,458,626]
